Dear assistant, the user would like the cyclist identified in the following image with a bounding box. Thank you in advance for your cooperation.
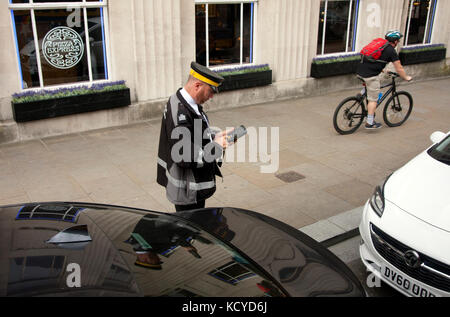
[357,30,412,129]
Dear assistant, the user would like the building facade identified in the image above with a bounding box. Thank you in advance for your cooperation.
[1,0,449,144]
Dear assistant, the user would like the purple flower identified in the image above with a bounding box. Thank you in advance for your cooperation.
[12,80,127,103]
[213,64,270,75]
[313,52,360,63]
[401,43,445,51]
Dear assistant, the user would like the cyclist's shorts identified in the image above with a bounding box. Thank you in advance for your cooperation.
[359,75,380,102]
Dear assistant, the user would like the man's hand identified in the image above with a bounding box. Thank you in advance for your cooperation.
[213,128,235,149]
[136,252,162,265]
[405,75,412,82]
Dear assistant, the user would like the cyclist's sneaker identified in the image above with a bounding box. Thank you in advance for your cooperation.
[365,121,382,129]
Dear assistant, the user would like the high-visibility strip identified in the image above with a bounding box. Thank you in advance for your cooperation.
[158,157,215,191]
[197,148,204,168]
[190,69,219,87]
[131,233,152,250]
[189,180,215,191]
[157,158,167,169]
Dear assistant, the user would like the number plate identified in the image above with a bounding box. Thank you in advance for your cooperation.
[381,263,438,297]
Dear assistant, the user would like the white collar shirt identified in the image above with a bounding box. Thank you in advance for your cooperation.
[180,88,213,142]
[180,88,201,117]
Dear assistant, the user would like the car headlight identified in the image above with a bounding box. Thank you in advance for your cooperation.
[369,173,393,217]
[370,186,385,217]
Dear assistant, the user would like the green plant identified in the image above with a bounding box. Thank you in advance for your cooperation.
[214,64,270,76]
[312,53,360,65]
[12,81,127,104]
[400,43,445,53]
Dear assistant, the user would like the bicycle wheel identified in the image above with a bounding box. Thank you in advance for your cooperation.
[383,91,413,127]
[333,96,365,135]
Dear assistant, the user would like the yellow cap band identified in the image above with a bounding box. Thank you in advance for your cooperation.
[135,261,161,268]
[190,69,220,87]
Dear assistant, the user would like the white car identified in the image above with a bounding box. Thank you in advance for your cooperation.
[359,130,450,297]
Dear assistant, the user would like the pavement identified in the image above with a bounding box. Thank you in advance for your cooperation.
[1,76,449,243]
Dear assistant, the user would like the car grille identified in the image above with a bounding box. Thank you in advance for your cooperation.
[370,223,450,293]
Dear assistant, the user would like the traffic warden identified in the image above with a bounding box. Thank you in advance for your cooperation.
[157,62,232,211]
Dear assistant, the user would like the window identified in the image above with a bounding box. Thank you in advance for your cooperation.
[317,0,359,55]
[195,1,256,67]
[16,204,84,222]
[8,256,65,296]
[209,260,256,285]
[404,0,438,46]
[9,0,109,89]
[428,134,450,166]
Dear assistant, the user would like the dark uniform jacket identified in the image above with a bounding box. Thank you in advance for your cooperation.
[157,89,223,205]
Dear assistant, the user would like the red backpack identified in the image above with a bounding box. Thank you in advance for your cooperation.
[360,38,389,63]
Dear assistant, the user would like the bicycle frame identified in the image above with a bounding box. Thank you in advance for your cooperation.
[361,75,398,109]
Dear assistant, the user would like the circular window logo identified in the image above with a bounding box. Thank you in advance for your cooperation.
[42,27,84,69]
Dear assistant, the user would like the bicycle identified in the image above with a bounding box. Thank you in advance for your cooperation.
[333,72,413,135]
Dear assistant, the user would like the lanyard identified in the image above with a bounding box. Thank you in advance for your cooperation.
[200,110,213,143]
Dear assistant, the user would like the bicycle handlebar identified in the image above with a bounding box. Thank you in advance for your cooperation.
[388,71,399,77]
[388,71,413,82]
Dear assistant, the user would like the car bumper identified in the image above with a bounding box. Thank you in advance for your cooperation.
[359,199,450,297]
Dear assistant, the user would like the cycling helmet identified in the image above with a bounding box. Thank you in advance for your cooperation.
[385,30,403,42]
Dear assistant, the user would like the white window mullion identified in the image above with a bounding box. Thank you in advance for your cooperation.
[206,4,209,67]
[240,2,243,64]
[405,0,414,46]
[321,0,328,55]
[252,2,257,63]
[422,0,432,44]
[427,0,437,43]
[83,7,93,82]
[30,8,44,88]
[345,0,353,53]
[101,6,111,80]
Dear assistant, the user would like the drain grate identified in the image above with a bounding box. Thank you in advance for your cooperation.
[275,171,305,183]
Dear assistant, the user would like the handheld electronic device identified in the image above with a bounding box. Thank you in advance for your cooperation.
[227,125,247,143]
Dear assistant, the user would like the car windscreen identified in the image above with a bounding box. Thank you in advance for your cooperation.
[428,134,450,165]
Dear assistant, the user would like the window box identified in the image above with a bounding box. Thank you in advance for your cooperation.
[399,44,446,65]
[215,64,272,92]
[11,81,130,123]
[311,54,360,78]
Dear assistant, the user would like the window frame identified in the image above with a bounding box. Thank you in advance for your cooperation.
[194,0,257,69]
[404,0,438,47]
[8,0,111,91]
[208,260,257,285]
[317,0,360,56]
